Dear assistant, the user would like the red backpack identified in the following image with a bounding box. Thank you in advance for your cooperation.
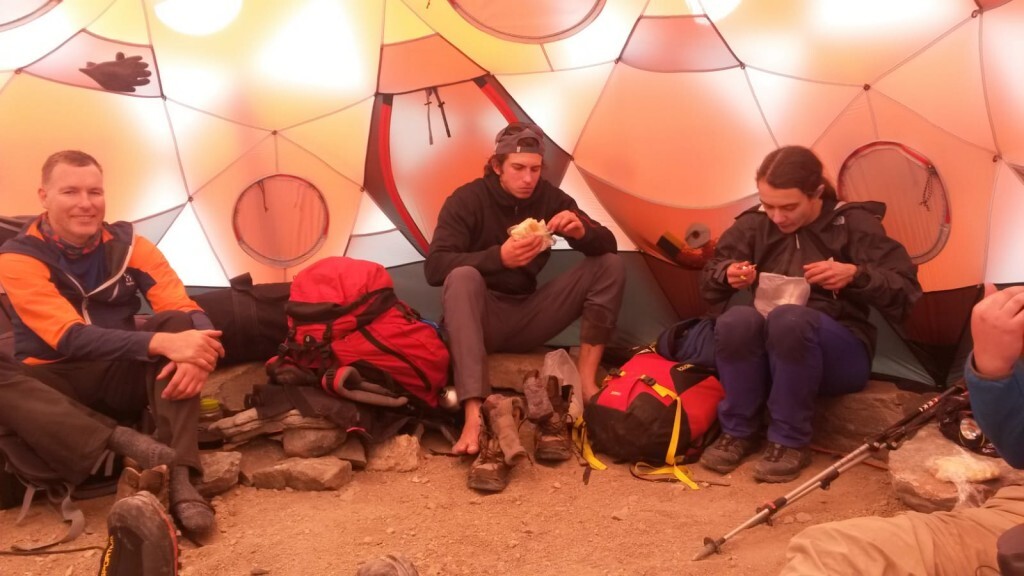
[581,350,724,486]
[267,257,450,408]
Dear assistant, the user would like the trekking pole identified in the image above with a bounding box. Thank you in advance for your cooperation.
[692,384,965,561]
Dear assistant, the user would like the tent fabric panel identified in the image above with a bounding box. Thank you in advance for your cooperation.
[0,75,185,222]
[641,254,708,320]
[558,163,634,251]
[643,0,689,16]
[145,0,380,130]
[903,286,980,347]
[867,92,994,291]
[382,0,432,45]
[352,191,396,236]
[983,0,1024,164]
[620,16,739,72]
[0,0,110,70]
[86,0,149,45]
[447,0,604,42]
[386,81,511,244]
[715,0,968,85]
[165,100,273,195]
[402,2,550,74]
[156,203,228,288]
[574,64,774,207]
[132,205,185,246]
[496,63,613,155]
[746,68,861,147]
[345,230,424,269]
[541,0,647,70]
[23,31,161,97]
[985,162,1024,283]
[870,307,936,389]
[279,96,374,188]
[579,166,757,262]
[378,34,486,95]
[874,17,994,152]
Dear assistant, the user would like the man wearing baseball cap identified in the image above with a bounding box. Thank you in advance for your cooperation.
[424,122,624,491]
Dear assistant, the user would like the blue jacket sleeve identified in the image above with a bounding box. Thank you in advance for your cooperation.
[964,354,1024,469]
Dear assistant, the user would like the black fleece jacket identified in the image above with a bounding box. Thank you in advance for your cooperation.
[425,172,616,295]
[700,198,922,357]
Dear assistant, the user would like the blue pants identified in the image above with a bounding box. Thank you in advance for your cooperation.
[713,304,871,448]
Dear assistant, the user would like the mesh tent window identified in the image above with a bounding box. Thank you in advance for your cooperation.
[837,141,951,265]
[232,174,328,268]
[449,0,605,43]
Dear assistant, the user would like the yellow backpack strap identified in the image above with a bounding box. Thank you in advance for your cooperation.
[572,415,607,472]
[630,381,700,489]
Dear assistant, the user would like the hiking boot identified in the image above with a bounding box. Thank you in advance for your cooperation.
[698,433,760,474]
[101,490,179,576]
[526,373,573,462]
[752,442,811,483]
[467,395,527,492]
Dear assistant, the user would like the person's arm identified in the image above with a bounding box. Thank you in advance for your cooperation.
[964,285,1024,468]
[840,209,922,322]
[548,192,617,256]
[0,252,153,360]
[129,236,212,329]
[700,217,756,306]
[424,193,505,287]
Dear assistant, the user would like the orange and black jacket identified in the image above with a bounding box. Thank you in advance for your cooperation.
[0,217,211,364]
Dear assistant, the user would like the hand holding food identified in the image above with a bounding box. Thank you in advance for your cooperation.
[508,217,555,248]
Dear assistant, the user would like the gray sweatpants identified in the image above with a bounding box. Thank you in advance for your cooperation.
[442,253,625,401]
[0,311,201,485]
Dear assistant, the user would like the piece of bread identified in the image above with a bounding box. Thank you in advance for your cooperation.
[929,453,1001,483]
[508,217,555,248]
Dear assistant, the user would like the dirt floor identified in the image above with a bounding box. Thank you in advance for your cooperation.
[1,442,907,576]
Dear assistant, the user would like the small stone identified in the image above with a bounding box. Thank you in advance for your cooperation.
[523,527,534,535]
[251,569,270,575]
[611,507,629,520]
[796,512,813,523]
[469,497,483,505]
[64,567,73,576]
[411,476,423,483]
[362,536,373,544]
[552,482,562,489]
[782,516,795,525]
[386,528,396,534]
[508,540,519,548]
[425,502,436,510]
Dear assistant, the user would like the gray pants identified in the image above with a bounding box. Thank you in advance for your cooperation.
[442,253,625,401]
[0,311,201,485]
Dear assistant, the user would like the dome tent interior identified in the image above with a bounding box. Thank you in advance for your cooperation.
[2,0,1023,389]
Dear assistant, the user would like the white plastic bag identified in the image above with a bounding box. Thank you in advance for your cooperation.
[540,348,583,420]
[754,272,811,317]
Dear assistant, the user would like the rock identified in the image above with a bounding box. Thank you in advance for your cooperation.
[488,351,550,392]
[250,568,270,575]
[196,451,242,497]
[611,507,628,520]
[795,512,812,523]
[334,436,368,468]
[237,437,286,486]
[888,426,1020,513]
[203,362,266,413]
[813,381,927,454]
[366,435,421,472]
[250,457,353,491]
[282,427,346,458]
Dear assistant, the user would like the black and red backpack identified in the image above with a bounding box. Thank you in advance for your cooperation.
[266,257,450,409]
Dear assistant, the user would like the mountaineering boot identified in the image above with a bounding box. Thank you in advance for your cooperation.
[524,371,573,462]
[698,433,760,474]
[467,394,527,492]
[752,442,811,483]
[99,490,179,576]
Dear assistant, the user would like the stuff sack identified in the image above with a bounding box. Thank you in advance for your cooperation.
[584,350,724,466]
[654,316,716,371]
[268,257,449,409]
[192,273,291,366]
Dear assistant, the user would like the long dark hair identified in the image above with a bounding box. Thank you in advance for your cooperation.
[756,146,836,200]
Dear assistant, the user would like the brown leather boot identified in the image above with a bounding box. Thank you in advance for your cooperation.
[467,395,527,492]
[526,372,573,462]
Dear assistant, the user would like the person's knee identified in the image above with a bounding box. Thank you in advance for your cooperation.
[766,305,819,357]
[443,266,485,294]
[716,306,763,339]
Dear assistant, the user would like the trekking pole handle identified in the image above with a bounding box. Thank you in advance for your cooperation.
[871,384,964,447]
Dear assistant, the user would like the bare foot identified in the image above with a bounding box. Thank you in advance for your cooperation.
[452,422,481,455]
[452,398,483,455]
